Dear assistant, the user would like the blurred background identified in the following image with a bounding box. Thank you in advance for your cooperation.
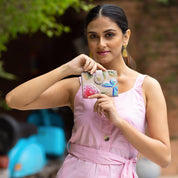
[0,0,177,177]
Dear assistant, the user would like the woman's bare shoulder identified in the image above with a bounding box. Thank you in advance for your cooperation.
[142,75,164,103]
[143,75,161,90]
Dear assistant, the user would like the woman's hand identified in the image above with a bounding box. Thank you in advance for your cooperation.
[66,54,106,75]
[89,94,121,125]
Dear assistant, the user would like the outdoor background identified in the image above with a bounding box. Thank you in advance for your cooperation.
[0,0,178,177]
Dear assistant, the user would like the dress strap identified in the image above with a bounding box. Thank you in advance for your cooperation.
[79,76,82,84]
[69,143,137,178]
[133,74,147,90]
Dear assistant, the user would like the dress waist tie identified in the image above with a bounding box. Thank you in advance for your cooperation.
[69,143,137,178]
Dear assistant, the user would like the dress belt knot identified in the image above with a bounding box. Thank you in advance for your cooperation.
[69,143,137,178]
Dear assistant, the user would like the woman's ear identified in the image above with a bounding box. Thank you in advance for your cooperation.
[123,29,131,45]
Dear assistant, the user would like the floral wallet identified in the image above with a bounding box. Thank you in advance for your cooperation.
[81,70,118,98]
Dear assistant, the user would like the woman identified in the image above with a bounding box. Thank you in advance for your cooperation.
[6,4,171,178]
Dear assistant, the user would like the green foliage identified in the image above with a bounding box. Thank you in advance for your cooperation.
[156,0,169,4]
[0,0,93,78]
[0,91,10,110]
[0,0,93,55]
[0,61,16,80]
[0,0,93,109]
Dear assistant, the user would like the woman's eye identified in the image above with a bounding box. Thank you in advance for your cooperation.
[89,34,98,39]
[105,33,114,38]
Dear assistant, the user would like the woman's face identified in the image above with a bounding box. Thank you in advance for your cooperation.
[87,16,130,66]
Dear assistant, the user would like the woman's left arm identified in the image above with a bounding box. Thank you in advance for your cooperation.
[89,76,171,168]
[142,76,171,166]
[119,76,171,167]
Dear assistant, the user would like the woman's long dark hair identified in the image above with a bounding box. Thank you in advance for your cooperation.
[84,4,136,69]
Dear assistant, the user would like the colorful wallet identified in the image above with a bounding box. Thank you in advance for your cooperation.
[81,70,118,98]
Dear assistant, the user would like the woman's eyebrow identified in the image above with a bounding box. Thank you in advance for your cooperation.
[87,29,116,34]
[103,29,117,33]
[87,31,97,34]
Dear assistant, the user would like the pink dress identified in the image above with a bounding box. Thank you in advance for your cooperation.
[57,74,147,178]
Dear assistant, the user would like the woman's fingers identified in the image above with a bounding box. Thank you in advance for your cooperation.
[90,63,97,74]
[96,100,111,116]
[96,100,107,115]
[83,56,106,74]
[83,58,91,71]
[83,60,95,73]
[88,93,107,99]
[89,93,120,123]
[90,94,112,116]
[68,54,106,75]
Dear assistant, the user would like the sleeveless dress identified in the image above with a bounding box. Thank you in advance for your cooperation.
[57,74,147,178]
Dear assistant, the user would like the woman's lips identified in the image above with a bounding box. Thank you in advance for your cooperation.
[97,51,109,55]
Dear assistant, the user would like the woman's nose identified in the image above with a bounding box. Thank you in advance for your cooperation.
[97,38,106,48]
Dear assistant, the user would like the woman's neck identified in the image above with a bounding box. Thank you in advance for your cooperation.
[103,57,130,77]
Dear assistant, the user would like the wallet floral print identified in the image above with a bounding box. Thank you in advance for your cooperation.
[81,70,118,98]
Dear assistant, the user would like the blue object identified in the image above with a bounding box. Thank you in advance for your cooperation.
[37,126,66,156]
[27,109,66,156]
[28,109,64,128]
[5,109,66,178]
[8,136,46,178]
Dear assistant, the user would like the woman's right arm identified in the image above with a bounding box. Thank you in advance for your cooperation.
[5,63,72,110]
[5,54,106,110]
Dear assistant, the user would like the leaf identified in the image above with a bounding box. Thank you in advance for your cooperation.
[0,61,16,80]
[46,30,53,38]
[0,91,10,110]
